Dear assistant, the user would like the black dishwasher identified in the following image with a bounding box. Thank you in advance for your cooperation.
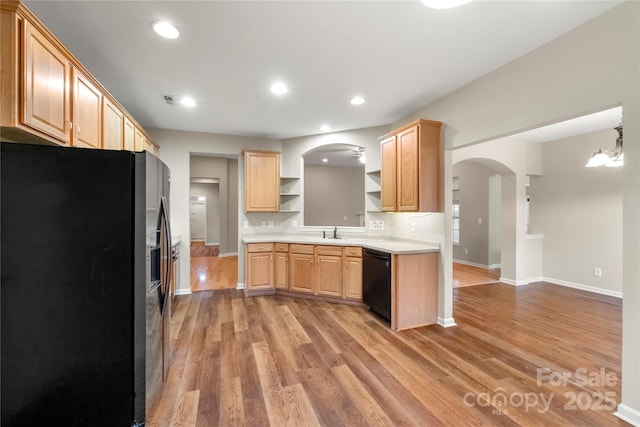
[363,248,392,323]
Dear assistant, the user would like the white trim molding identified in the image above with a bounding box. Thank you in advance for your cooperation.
[219,252,238,258]
[453,259,491,269]
[438,317,457,328]
[174,288,192,296]
[615,403,640,426]
[236,282,245,290]
[500,277,529,286]
[543,276,622,298]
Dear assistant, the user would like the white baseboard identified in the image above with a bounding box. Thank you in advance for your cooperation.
[527,276,545,283]
[500,277,529,286]
[488,263,501,270]
[236,282,245,290]
[175,288,192,296]
[615,403,640,426]
[453,259,491,269]
[437,317,457,328]
[219,252,238,258]
[543,276,622,298]
[206,242,220,246]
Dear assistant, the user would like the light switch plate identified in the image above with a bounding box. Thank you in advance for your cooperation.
[242,220,248,228]
[291,220,297,228]
[268,220,274,228]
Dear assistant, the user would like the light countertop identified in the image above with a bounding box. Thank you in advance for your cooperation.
[242,234,439,255]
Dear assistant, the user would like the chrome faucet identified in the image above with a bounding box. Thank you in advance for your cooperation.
[322,230,326,239]
[333,226,337,239]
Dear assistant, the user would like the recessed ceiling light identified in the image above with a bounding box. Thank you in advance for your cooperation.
[271,82,288,95]
[180,97,196,107]
[153,21,179,39]
[350,96,365,105]
[322,158,328,163]
[320,124,330,132]
[421,0,472,9]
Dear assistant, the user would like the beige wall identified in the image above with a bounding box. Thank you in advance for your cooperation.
[530,128,623,296]
[396,2,639,419]
[452,161,493,266]
[304,164,364,227]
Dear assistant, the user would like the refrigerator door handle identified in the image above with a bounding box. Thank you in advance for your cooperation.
[159,197,172,315]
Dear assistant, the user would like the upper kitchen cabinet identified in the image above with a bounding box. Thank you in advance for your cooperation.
[243,150,281,212]
[380,119,443,213]
[0,1,156,151]
[21,18,72,144]
[103,97,124,151]
[72,67,102,149]
[123,117,135,151]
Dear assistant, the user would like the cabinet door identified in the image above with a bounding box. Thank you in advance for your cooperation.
[316,255,342,297]
[247,252,273,289]
[396,125,419,211]
[274,252,288,289]
[123,117,135,151]
[102,97,123,150]
[134,126,145,151]
[380,136,397,211]
[23,20,71,144]
[244,151,280,212]
[72,67,102,149]
[344,256,363,300]
[289,253,314,293]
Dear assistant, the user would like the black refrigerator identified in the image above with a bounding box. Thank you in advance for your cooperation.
[1,142,172,426]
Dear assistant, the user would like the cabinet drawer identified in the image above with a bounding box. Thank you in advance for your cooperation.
[274,243,289,252]
[344,246,362,257]
[316,245,343,256]
[246,243,274,253]
[290,244,314,254]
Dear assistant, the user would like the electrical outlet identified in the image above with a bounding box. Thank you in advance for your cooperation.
[291,220,297,228]
[261,220,266,228]
[268,220,274,228]
[464,248,469,255]
[242,220,248,228]
[477,218,482,224]
[410,222,416,232]
[594,268,602,277]
[369,221,384,230]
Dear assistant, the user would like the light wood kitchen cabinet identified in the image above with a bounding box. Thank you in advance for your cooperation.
[379,119,443,212]
[393,252,439,330]
[102,97,124,150]
[246,243,274,291]
[1,2,157,151]
[243,150,280,212]
[134,126,145,151]
[274,243,289,290]
[123,117,135,151]
[21,19,71,144]
[316,246,343,297]
[289,244,314,294]
[343,246,363,300]
[380,136,397,211]
[72,67,102,149]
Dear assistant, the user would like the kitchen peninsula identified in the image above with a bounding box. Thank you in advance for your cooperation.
[242,234,440,331]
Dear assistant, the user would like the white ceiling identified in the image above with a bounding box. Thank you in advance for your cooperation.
[25,0,622,140]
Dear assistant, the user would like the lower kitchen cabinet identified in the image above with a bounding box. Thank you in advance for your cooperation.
[246,243,274,291]
[316,255,342,297]
[289,249,314,294]
[244,242,364,302]
[316,245,344,297]
[274,243,289,290]
[344,256,363,300]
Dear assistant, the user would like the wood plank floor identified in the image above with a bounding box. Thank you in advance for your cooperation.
[149,283,627,426]
[190,242,238,292]
[453,262,501,288]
